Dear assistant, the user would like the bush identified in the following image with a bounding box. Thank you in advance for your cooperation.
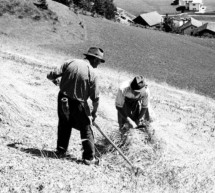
[56,0,117,20]
[0,0,40,16]
[201,33,215,38]
[93,0,117,20]
[53,0,71,6]
[0,0,57,21]
[176,6,186,13]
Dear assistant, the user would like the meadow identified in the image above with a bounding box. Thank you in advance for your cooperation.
[2,0,214,98]
[53,15,215,99]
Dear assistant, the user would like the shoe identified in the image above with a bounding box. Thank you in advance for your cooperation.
[55,151,73,159]
[83,157,99,165]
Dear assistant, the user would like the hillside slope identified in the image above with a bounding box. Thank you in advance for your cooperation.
[1,0,215,98]
[0,0,215,192]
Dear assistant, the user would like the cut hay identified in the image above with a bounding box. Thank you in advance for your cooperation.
[95,123,162,169]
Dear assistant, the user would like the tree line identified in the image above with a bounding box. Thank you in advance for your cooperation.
[54,0,117,19]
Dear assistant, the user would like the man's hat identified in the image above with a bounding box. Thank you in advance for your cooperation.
[130,76,147,92]
[84,47,105,63]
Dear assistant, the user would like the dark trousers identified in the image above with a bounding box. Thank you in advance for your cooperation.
[57,92,95,160]
[118,106,149,128]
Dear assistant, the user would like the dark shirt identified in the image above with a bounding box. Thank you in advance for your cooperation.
[47,59,99,115]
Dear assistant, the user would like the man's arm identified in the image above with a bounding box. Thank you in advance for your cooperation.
[47,62,70,83]
[137,88,150,124]
[89,75,100,121]
[116,106,137,128]
[47,68,62,82]
[115,88,137,128]
[137,107,147,125]
[91,98,99,122]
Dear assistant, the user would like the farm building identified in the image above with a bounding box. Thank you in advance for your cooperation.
[178,0,206,12]
[179,17,203,35]
[115,7,135,25]
[133,11,163,27]
[171,14,190,27]
[193,22,215,37]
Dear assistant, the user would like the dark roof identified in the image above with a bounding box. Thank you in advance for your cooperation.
[193,22,215,34]
[179,17,203,31]
[133,11,163,27]
[172,13,191,21]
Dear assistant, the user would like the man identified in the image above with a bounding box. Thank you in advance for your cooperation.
[115,76,150,130]
[47,47,105,165]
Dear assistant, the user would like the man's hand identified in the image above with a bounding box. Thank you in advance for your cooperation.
[137,119,144,127]
[88,116,93,125]
[52,78,60,86]
[127,117,137,128]
[91,111,97,122]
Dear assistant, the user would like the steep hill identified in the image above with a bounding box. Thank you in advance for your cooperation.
[1,0,215,192]
[1,0,215,98]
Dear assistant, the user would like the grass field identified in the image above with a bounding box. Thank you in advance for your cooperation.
[52,15,215,99]
[1,0,215,98]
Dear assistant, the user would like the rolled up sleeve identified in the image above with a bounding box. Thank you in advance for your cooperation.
[141,88,150,108]
[89,74,100,102]
[47,61,70,80]
[115,88,125,108]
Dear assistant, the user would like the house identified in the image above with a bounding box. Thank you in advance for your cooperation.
[193,22,215,37]
[133,11,163,27]
[189,0,206,12]
[115,7,135,25]
[178,0,206,12]
[172,14,190,27]
[179,17,203,35]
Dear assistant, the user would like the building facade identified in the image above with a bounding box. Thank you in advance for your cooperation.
[179,0,206,12]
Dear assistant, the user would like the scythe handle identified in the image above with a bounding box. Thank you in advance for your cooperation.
[93,122,134,169]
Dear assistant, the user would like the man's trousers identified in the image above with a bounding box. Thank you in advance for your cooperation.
[57,92,95,160]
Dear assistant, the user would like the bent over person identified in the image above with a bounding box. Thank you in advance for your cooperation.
[115,76,151,129]
[47,47,105,165]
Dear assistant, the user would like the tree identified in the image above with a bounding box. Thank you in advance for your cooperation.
[57,0,116,20]
[176,6,186,13]
[163,14,173,32]
[103,0,116,19]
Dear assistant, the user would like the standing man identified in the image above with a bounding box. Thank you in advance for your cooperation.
[47,47,105,165]
[115,76,151,130]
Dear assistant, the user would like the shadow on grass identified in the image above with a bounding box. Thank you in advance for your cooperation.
[95,141,110,156]
[95,138,118,156]
[7,142,78,162]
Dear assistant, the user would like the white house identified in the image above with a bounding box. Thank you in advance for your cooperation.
[179,0,206,12]
[115,7,135,25]
[179,0,192,9]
